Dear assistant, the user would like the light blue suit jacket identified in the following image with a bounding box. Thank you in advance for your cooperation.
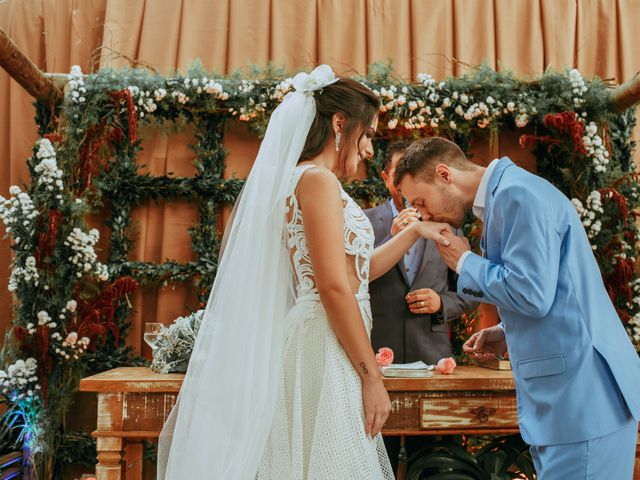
[458,157,640,446]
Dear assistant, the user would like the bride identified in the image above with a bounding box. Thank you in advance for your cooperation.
[158,65,451,479]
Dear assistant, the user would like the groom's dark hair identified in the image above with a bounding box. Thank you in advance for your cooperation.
[393,137,475,186]
[299,78,380,177]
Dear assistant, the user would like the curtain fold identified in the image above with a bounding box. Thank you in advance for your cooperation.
[1,0,638,352]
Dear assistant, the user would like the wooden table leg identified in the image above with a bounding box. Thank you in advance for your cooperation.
[396,435,407,480]
[124,439,144,480]
[96,437,124,480]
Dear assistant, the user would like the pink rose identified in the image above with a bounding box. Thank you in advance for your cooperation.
[436,357,457,375]
[375,347,394,367]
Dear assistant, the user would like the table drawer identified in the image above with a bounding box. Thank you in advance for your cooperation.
[420,393,518,430]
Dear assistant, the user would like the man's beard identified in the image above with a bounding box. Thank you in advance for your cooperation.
[435,185,466,228]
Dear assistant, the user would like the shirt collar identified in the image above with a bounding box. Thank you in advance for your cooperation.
[472,159,500,220]
[388,198,399,217]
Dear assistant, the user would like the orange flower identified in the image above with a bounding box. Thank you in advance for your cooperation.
[436,357,457,374]
[375,347,394,367]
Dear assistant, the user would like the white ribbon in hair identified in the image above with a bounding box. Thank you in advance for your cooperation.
[291,64,339,94]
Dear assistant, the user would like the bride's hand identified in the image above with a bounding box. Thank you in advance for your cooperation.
[361,377,391,438]
[415,220,453,246]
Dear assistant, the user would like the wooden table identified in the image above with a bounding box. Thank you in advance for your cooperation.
[79,366,639,479]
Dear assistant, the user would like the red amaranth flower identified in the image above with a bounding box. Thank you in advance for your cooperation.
[34,209,63,266]
[70,276,138,349]
[110,89,138,143]
[519,134,562,150]
[599,188,629,226]
[542,111,587,154]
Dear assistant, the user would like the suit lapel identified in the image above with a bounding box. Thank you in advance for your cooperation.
[381,201,409,285]
[482,157,515,255]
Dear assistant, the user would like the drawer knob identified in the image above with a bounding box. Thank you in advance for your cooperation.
[470,406,496,423]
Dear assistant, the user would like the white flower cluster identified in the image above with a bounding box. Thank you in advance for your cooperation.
[127,85,157,118]
[629,279,640,308]
[67,65,87,104]
[572,190,604,243]
[376,83,430,130]
[626,312,640,346]
[8,256,39,292]
[611,237,636,269]
[34,139,64,199]
[24,310,58,334]
[153,88,167,102]
[125,75,234,119]
[21,301,90,360]
[235,99,269,121]
[569,69,588,109]
[0,358,40,402]
[0,187,38,244]
[129,77,230,118]
[54,300,90,359]
[182,77,229,100]
[271,78,293,101]
[64,227,109,280]
[583,122,610,173]
[171,90,190,105]
[54,331,90,360]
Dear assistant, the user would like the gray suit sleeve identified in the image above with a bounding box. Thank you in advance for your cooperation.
[439,288,479,322]
[364,207,393,248]
[374,231,393,248]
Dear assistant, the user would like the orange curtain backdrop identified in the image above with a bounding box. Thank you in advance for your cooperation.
[1,0,639,356]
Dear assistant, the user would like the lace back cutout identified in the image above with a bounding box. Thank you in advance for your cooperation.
[285,165,374,298]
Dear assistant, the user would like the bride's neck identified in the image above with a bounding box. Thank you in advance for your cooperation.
[299,145,339,174]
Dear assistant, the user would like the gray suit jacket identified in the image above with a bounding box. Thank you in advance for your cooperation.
[364,201,478,365]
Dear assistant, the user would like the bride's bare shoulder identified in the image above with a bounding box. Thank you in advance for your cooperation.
[297,165,340,200]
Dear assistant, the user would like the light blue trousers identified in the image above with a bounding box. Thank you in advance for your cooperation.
[530,417,637,480]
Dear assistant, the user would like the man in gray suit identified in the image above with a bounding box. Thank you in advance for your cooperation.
[365,141,478,365]
[365,141,478,473]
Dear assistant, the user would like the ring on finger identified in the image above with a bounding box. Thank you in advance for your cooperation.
[402,219,408,226]
[420,301,424,307]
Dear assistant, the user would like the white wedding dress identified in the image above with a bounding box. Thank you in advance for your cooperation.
[257,165,395,480]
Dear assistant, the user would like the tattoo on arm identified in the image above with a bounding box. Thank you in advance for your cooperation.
[359,362,368,374]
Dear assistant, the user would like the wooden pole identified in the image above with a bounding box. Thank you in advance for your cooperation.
[609,72,640,113]
[0,27,62,104]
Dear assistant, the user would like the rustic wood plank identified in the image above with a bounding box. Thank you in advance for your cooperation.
[80,366,515,393]
[384,366,515,391]
[80,368,184,393]
[122,393,177,431]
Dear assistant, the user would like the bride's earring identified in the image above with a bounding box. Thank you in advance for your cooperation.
[335,132,341,151]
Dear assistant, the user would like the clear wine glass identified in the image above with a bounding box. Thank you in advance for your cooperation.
[144,322,164,351]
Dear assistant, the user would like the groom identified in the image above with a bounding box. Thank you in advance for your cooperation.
[394,137,640,479]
